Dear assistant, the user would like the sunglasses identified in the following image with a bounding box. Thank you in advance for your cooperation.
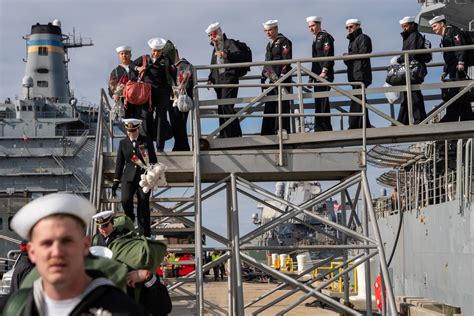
[346,25,356,30]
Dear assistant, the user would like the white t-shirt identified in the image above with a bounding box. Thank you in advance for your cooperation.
[44,294,81,316]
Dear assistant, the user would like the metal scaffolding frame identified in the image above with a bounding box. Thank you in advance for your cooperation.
[89,44,474,315]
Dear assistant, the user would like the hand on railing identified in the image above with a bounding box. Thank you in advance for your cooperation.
[111,181,119,197]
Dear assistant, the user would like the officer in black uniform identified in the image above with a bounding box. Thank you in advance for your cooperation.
[307,16,335,131]
[206,22,243,138]
[396,16,429,125]
[108,46,153,133]
[261,20,292,135]
[135,38,174,151]
[430,15,473,122]
[344,18,373,129]
[112,119,157,237]
[91,211,121,247]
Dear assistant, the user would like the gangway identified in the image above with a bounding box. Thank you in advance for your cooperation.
[89,43,473,315]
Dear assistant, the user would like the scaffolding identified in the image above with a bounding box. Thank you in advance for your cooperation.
[90,44,474,315]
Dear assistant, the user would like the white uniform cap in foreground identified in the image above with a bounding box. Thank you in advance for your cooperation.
[11,193,95,239]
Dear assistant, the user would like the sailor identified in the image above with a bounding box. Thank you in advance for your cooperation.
[108,46,154,135]
[113,118,157,237]
[344,18,373,129]
[4,193,144,315]
[90,211,172,316]
[396,16,429,125]
[206,22,243,138]
[430,15,473,122]
[306,16,335,131]
[135,38,174,151]
[91,210,121,247]
[261,19,292,135]
[169,50,191,151]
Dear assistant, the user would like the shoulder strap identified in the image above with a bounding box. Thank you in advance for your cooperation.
[3,288,31,316]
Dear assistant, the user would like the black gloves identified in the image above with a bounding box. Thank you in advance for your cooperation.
[112,181,119,197]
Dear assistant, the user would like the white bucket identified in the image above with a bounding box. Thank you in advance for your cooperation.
[279,254,289,268]
[296,253,311,274]
[271,253,279,267]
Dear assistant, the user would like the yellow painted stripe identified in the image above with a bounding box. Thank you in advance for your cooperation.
[28,45,64,54]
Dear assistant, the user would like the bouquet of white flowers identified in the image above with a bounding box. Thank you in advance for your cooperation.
[130,145,168,193]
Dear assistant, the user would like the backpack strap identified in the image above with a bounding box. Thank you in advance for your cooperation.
[3,288,31,316]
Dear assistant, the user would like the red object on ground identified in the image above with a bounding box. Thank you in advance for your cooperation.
[374,275,383,311]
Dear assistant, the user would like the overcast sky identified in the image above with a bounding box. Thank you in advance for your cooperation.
[0,0,441,242]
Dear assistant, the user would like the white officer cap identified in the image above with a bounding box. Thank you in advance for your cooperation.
[345,18,361,26]
[116,45,132,53]
[92,210,114,227]
[399,16,415,25]
[147,37,167,50]
[11,193,95,240]
[429,15,446,26]
[306,16,322,23]
[89,246,114,259]
[263,20,278,30]
[122,118,142,131]
[205,22,220,34]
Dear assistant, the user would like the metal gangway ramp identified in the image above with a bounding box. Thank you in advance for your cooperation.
[90,44,473,315]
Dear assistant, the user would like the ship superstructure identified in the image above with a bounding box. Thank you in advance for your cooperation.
[0,20,95,256]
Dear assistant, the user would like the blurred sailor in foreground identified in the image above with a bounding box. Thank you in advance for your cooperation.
[113,118,157,237]
[4,193,144,315]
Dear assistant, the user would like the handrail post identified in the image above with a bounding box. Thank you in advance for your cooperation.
[404,52,414,125]
[296,62,305,133]
[278,85,284,167]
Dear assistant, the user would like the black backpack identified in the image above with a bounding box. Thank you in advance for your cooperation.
[459,29,474,66]
[230,40,252,77]
[416,35,433,64]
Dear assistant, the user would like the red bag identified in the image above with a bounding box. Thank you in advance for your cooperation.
[123,55,152,108]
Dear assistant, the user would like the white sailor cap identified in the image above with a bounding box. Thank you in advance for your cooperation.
[306,16,322,23]
[429,15,446,25]
[92,210,114,227]
[205,22,220,34]
[399,16,415,25]
[345,18,361,26]
[147,37,167,50]
[122,118,142,131]
[11,193,95,240]
[89,246,114,259]
[116,45,132,53]
[263,20,278,30]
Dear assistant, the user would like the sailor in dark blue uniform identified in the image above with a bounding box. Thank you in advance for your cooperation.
[108,46,154,137]
[261,20,292,135]
[112,119,157,237]
[344,18,373,129]
[135,38,174,151]
[206,22,243,138]
[396,16,428,125]
[307,16,335,131]
[430,15,473,122]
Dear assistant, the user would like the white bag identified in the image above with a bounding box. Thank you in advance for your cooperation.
[383,82,404,104]
[173,90,193,112]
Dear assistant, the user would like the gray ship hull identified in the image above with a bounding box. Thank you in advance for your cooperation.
[378,201,474,314]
